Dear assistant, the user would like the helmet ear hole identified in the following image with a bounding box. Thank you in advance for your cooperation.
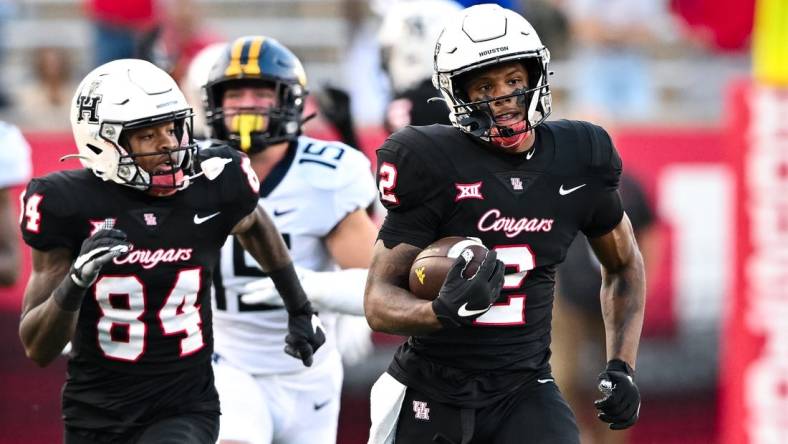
[521,58,542,90]
[118,132,131,151]
[452,71,473,103]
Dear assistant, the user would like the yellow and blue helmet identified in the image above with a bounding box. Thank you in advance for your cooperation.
[204,36,308,153]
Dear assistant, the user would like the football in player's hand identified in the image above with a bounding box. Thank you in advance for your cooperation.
[408,237,488,300]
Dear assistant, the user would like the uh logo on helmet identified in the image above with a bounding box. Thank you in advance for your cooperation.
[68,58,199,195]
[203,36,308,154]
[433,4,552,149]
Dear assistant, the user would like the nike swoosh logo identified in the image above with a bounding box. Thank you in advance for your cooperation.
[457,303,490,317]
[537,378,554,384]
[193,211,221,224]
[526,147,536,160]
[273,208,297,217]
[311,314,324,334]
[314,399,331,410]
[559,184,586,195]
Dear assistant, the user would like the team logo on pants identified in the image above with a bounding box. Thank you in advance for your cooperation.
[413,400,430,421]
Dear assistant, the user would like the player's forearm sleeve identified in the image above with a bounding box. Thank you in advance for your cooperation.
[53,273,87,312]
[304,268,368,316]
[268,262,309,314]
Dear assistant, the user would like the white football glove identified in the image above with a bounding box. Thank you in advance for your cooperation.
[334,315,373,366]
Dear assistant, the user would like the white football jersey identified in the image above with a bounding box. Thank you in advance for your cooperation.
[212,136,376,374]
[0,122,32,188]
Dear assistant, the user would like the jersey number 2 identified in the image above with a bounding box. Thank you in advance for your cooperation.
[474,245,535,326]
[94,268,204,361]
[378,162,399,204]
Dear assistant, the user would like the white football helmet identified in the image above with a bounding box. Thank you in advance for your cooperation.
[378,0,461,93]
[69,59,197,193]
[183,42,226,138]
[433,4,552,142]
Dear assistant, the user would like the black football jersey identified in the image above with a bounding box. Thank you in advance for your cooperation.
[376,120,623,406]
[20,145,259,376]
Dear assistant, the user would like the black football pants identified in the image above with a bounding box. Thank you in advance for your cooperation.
[64,411,219,444]
[395,378,580,444]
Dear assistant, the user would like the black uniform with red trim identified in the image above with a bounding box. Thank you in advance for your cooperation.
[20,145,259,436]
[376,120,623,408]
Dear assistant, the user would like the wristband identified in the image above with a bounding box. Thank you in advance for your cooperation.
[607,359,635,376]
[53,273,88,312]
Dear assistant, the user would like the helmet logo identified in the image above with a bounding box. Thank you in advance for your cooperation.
[478,46,508,57]
[76,95,102,124]
[224,37,265,77]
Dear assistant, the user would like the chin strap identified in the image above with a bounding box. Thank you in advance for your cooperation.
[147,155,233,195]
[168,156,232,191]
[457,108,532,150]
[59,154,89,162]
[489,120,530,149]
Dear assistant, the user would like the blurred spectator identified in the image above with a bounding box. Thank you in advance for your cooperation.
[0,0,18,108]
[11,47,74,131]
[0,121,31,285]
[377,0,461,132]
[552,173,659,444]
[84,0,157,67]
[181,42,227,139]
[563,0,675,121]
[521,0,572,60]
[313,85,361,149]
[670,0,754,51]
[157,0,222,84]
[341,0,389,126]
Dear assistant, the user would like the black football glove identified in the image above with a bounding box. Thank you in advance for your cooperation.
[285,301,326,367]
[595,359,641,430]
[431,249,505,328]
[71,228,131,288]
[54,227,131,311]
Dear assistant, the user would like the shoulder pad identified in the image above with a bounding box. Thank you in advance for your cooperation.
[294,137,372,191]
[548,120,621,189]
[578,121,622,189]
[197,143,237,162]
[574,121,619,169]
[391,124,458,146]
[197,144,246,181]
[196,144,260,215]
[20,171,85,251]
[376,126,451,211]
